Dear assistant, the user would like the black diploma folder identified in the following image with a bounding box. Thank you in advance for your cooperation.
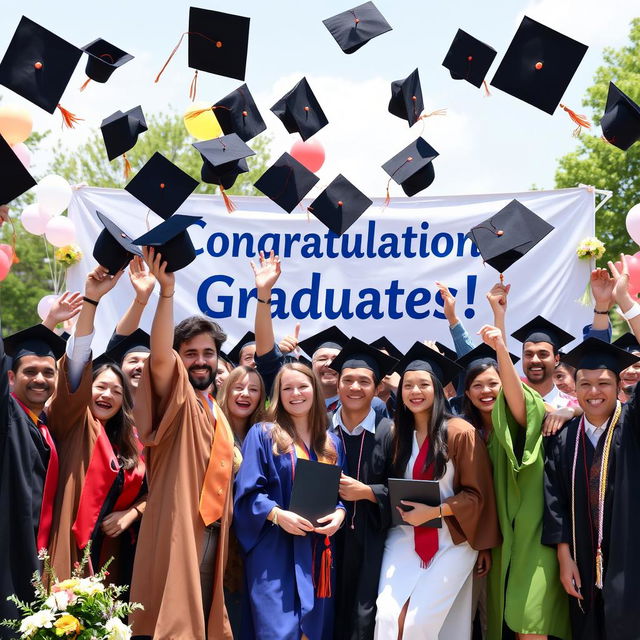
[388,478,442,528]
[288,458,341,526]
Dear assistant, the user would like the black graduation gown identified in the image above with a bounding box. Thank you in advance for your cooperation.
[331,414,394,640]
[543,393,640,640]
[0,339,51,637]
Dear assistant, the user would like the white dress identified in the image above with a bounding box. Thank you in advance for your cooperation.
[374,433,478,640]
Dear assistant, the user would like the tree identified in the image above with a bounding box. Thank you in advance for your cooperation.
[555,18,640,265]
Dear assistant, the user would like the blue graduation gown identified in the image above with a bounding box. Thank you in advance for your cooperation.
[234,422,346,640]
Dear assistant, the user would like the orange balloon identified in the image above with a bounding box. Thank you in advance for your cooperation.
[0,104,33,145]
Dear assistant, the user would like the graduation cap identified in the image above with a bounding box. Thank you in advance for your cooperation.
[81,38,133,88]
[4,323,66,362]
[512,315,574,351]
[93,211,142,275]
[601,82,640,151]
[456,342,520,370]
[218,350,234,367]
[490,16,589,130]
[193,133,254,186]
[133,214,202,272]
[370,336,403,361]
[442,29,497,89]
[329,337,398,382]
[307,175,372,236]
[322,2,392,54]
[211,83,266,142]
[0,16,83,124]
[434,341,457,362]
[271,77,329,141]
[612,332,640,354]
[298,326,350,357]
[388,68,424,126]
[382,138,439,197]
[562,337,639,374]
[254,152,320,213]
[125,152,199,220]
[227,331,256,365]
[393,341,463,387]
[93,329,150,369]
[0,133,37,204]
[100,106,147,178]
[467,199,554,274]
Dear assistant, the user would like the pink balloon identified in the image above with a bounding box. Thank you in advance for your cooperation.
[0,244,13,260]
[616,254,640,297]
[0,251,10,282]
[21,203,51,235]
[627,204,640,245]
[45,216,76,247]
[290,139,325,173]
[10,142,31,169]
[37,294,58,321]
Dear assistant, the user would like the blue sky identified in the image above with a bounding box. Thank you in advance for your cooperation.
[1,0,638,197]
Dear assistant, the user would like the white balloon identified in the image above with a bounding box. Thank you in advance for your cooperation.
[45,216,76,247]
[21,203,51,235]
[627,203,640,245]
[35,174,72,217]
[37,294,58,321]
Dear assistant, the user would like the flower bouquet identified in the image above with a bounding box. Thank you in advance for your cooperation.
[1,548,141,640]
[54,245,83,268]
[576,236,606,305]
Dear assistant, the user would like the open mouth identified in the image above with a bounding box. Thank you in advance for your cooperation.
[586,398,605,407]
[235,399,252,408]
[95,400,113,410]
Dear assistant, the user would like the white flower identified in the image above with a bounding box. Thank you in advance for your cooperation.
[45,589,77,611]
[74,577,105,595]
[105,617,132,640]
[19,609,55,637]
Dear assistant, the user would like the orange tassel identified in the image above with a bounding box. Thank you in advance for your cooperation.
[189,70,199,102]
[155,32,187,84]
[57,104,83,129]
[418,108,447,120]
[559,103,592,137]
[185,107,212,120]
[79,77,91,92]
[123,154,132,180]
[482,80,491,97]
[315,536,332,598]
[220,187,236,213]
[384,182,391,207]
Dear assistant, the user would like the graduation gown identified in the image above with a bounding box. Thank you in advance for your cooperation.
[543,393,640,640]
[233,423,346,640]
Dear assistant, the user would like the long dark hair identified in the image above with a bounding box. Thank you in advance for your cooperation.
[92,363,139,470]
[462,361,500,431]
[391,369,451,480]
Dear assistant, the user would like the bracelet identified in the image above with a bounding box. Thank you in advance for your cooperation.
[160,291,174,299]
[593,308,609,315]
[82,296,98,307]
[134,298,146,306]
[257,296,272,304]
[134,506,143,519]
[621,303,640,321]
[272,507,280,527]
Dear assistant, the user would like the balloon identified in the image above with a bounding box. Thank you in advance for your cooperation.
[615,253,640,297]
[10,142,31,169]
[626,204,640,245]
[0,252,10,282]
[21,203,51,235]
[290,139,325,173]
[184,102,222,140]
[0,244,14,264]
[35,175,72,217]
[44,216,76,247]
[0,104,33,145]
[37,294,58,321]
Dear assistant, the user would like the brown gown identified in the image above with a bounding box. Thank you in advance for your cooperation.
[129,352,234,640]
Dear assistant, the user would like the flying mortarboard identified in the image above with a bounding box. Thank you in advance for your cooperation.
[467,199,554,274]
[562,337,639,374]
[393,341,463,387]
[0,16,83,126]
[298,326,349,357]
[93,329,150,369]
[125,152,199,220]
[600,82,640,151]
[0,133,37,204]
[81,38,133,89]
[382,137,439,198]
[307,175,372,236]
[4,323,66,362]
[388,68,424,126]
[370,336,404,361]
[512,315,575,350]
[100,106,147,178]
[329,337,398,382]
[211,83,266,142]
[322,2,392,54]
[254,152,320,213]
[93,211,142,275]
[456,342,520,370]
[227,331,256,366]
[133,214,202,272]
[271,77,329,141]
[442,29,497,90]
[612,332,640,354]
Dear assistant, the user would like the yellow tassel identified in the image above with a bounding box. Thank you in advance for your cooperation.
[595,548,603,589]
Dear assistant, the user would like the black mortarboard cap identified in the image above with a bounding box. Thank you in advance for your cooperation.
[213,83,266,142]
[601,82,640,152]
[329,337,397,382]
[322,2,392,54]
[512,315,574,350]
[4,324,66,362]
[193,133,254,187]
[370,336,403,361]
[442,29,497,89]
[271,77,328,141]
[382,138,439,197]
[188,7,250,81]
[435,341,457,362]
[254,152,320,213]
[125,152,199,220]
[456,342,520,370]
[562,337,639,374]
[467,199,554,273]
[93,329,150,368]
[227,331,256,365]
[490,16,588,115]
[0,133,37,204]
[93,211,142,275]
[132,214,202,272]
[388,68,423,126]
[219,350,233,367]
[0,16,83,114]
[308,175,372,236]
[82,38,133,83]
[394,341,463,387]
[298,326,349,357]
[100,106,147,161]
[612,332,640,354]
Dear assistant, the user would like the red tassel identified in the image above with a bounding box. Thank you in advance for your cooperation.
[79,77,91,92]
[315,536,332,598]
[220,187,236,213]
[57,104,83,129]
[189,70,199,102]
[482,80,491,97]
[559,103,592,137]
[123,154,132,180]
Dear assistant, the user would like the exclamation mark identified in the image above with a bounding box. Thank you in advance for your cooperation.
[464,275,477,319]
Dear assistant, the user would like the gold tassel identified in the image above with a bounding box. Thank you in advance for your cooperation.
[595,548,603,589]
[123,153,132,180]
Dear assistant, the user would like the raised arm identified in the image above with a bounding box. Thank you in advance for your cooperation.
[486,281,510,341]
[589,268,614,336]
[42,291,84,332]
[115,256,157,336]
[252,251,281,357]
[609,254,640,341]
[436,281,474,357]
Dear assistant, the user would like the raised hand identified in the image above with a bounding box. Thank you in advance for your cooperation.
[250,250,281,296]
[129,255,157,303]
[44,291,83,329]
[478,324,505,351]
[142,247,175,295]
[423,339,441,353]
[279,323,301,355]
[486,282,511,315]
[84,265,124,301]
[608,254,633,310]
[591,268,614,310]
[435,282,458,325]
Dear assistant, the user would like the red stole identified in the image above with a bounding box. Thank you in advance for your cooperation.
[11,392,58,551]
[412,435,438,567]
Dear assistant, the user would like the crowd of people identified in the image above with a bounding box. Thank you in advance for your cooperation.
[2,199,640,639]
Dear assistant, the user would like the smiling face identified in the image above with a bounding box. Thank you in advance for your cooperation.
[91,368,124,422]
[312,347,340,396]
[279,368,315,418]
[8,355,57,412]
[238,344,257,368]
[178,333,218,391]
[522,341,558,385]
[120,351,150,389]
[553,366,576,396]
[401,370,435,415]
[338,367,377,413]
[227,371,262,421]
[465,366,502,415]
[576,368,618,424]
[619,353,640,389]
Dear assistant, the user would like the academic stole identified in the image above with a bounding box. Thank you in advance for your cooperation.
[11,392,58,551]
[412,435,438,568]
[290,441,333,598]
[570,401,622,590]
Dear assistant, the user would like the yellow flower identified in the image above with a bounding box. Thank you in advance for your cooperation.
[54,614,84,636]
[54,579,80,591]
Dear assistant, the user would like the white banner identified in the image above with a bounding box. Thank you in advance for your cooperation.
[67,186,595,356]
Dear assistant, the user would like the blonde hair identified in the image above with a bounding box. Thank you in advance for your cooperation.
[218,366,266,441]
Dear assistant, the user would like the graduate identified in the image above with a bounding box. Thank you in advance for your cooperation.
[543,255,640,640]
[375,343,500,640]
